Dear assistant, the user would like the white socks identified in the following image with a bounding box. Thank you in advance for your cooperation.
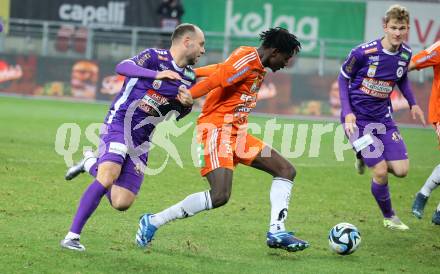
[150,191,212,228]
[83,151,97,173]
[65,231,80,240]
[269,177,293,234]
[420,164,440,197]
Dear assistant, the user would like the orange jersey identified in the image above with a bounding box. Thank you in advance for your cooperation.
[192,46,266,131]
[412,41,440,124]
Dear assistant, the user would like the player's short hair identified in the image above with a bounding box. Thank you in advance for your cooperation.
[171,23,198,42]
[259,27,301,56]
[384,4,409,24]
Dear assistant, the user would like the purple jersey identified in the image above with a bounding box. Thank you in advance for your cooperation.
[340,39,413,122]
[104,48,196,130]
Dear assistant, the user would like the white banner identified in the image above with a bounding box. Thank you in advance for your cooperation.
[365,1,440,52]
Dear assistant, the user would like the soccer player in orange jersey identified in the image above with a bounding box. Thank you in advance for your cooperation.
[136,27,309,252]
[409,41,440,224]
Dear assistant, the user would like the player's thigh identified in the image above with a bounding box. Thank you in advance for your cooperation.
[250,146,296,180]
[235,134,295,179]
[112,155,147,197]
[97,161,122,187]
[387,159,409,178]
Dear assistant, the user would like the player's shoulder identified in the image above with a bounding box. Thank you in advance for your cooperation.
[401,42,412,53]
[356,39,380,55]
[152,48,171,61]
[226,46,259,71]
[425,41,440,54]
[229,46,257,60]
[133,48,158,66]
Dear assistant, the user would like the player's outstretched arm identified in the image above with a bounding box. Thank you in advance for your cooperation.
[116,59,182,80]
[194,64,220,77]
[397,74,426,125]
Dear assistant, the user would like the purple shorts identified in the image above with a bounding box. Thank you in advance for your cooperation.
[346,120,408,167]
[97,123,149,195]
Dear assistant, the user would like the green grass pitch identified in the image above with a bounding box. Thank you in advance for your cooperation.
[0,96,439,273]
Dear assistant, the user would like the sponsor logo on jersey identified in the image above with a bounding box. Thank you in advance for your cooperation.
[139,89,168,114]
[396,67,404,78]
[392,131,403,142]
[400,52,410,60]
[159,63,169,71]
[398,61,407,66]
[180,79,192,86]
[369,55,379,62]
[364,47,378,55]
[183,69,195,80]
[234,105,253,113]
[250,77,263,93]
[136,53,151,66]
[416,51,438,64]
[360,78,393,98]
[227,66,249,84]
[152,80,162,90]
[367,65,377,77]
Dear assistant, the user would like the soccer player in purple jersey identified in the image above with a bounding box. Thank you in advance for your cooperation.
[338,5,425,230]
[60,23,205,251]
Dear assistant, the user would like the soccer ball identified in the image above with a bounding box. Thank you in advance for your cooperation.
[328,222,361,255]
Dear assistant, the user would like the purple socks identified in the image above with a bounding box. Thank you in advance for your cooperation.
[70,180,107,234]
[85,163,112,204]
[371,180,395,218]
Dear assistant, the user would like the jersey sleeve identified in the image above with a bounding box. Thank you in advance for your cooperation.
[130,48,157,69]
[340,48,363,79]
[412,42,440,70]
[195,64,220,77]
[189,50,254,99]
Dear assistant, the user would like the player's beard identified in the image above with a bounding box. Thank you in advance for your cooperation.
[188,55,197,66]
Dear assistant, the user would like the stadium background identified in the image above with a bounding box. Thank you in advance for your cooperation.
[1,1,440,273]
[0,0,438,123]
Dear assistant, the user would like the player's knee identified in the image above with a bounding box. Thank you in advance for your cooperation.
[97,165,121,187]
[111,198,132,211]
[277,162,296,180]
[393,168,408,178]
[373,166,388,181]
[210,190,230,208]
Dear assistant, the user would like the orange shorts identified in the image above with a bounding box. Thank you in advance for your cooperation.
[197,126,265,176]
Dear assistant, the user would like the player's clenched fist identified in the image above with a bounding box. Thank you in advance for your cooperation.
[177,85,193,106]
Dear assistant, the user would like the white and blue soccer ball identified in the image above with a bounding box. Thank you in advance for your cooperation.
[328,222,361,255]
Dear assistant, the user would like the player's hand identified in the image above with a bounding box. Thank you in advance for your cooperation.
[156,70,182,80]
[344,113,357,136]
[411,105,426,125]
[177,85,193,107]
